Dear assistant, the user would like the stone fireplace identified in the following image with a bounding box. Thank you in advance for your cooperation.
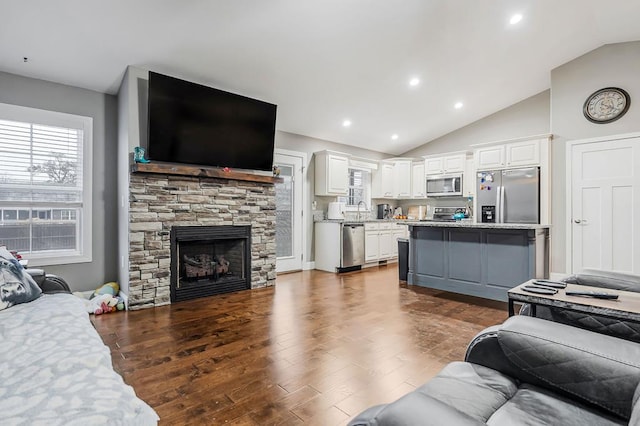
[171,225,251,302]
[127,165,277,310]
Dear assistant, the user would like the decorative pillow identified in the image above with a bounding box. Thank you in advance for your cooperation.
[0,247,41,311]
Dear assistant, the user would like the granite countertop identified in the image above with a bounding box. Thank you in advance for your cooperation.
[314,219,413,224]
[404,221,550,230]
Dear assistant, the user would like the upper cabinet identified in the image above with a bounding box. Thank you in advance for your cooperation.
[474,145,505,170]
[475,139,541,171]
[425,153,466,175]
[505,139,540,168]
[411,161,426,198]
[372,161,394,198]
[372,158,422,199]
[314,150,349,196]
[393,159,412,198]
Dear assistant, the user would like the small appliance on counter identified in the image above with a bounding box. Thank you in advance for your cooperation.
[327,202,346,220]
[376,204,392,219]
[407,205,427,220]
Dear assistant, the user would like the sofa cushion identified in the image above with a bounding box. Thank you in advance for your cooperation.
[487,384,625,426]
[0,248,41,311]
[416,361,518,422]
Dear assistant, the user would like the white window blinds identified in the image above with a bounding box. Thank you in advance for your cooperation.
[0,119,83,196]
[0,103,91,263]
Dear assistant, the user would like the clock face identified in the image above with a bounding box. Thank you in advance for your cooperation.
[583,87,630,123]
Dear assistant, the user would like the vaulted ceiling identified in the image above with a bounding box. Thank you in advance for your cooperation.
[2,0,640,154]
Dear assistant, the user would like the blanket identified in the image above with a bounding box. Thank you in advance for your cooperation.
[0,293,159,425]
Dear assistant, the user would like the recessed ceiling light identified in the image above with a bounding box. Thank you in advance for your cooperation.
[409,78,420,87]
[509,14,523,25]
[342,119,351,127]
[391,134,399,140]
[454,102,464,109]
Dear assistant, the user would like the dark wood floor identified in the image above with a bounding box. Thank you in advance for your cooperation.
[93,265,507,425]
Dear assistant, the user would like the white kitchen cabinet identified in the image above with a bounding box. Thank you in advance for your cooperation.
[505,139,540,168]
[475,139,541,171]
[364,222,401,263]
[411,162,426,198]
[315,150,349,196]
[393,159,412,198]
[379,230,394,259]
[391,224,408,256]
[372,161,394,198]
[425,153,466,175]
[474,146,505,170]
[424,157,444,175]
[463,158,475,198]
[442,154,465,173]
[365,228,380,262]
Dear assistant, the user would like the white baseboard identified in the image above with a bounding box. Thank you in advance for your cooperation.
[304,261,315,270]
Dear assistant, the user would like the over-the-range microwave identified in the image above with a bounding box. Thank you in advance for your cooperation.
[425,173,463,197]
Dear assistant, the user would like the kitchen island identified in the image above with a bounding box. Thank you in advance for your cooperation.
[406,221,550,302]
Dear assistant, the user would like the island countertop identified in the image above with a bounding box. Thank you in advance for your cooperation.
[404,221,550,230]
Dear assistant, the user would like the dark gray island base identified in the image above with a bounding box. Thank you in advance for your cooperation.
[406,222,550,302]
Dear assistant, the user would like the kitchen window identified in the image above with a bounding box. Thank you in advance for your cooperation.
[338,168,371,209]
[0,103,92,265]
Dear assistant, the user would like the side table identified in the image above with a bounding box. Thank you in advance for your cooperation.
[508,279,640,322]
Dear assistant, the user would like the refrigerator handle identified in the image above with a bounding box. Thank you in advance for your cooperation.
[499,186,505,223]
[495,185,501,222]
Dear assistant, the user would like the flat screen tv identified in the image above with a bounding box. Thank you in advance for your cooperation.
[147,71,277,171]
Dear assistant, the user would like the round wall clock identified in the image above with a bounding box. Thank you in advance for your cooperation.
[583,87,630,124]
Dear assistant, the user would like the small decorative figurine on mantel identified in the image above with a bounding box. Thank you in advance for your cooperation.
[272,165,281,177]
[133,146,150,163]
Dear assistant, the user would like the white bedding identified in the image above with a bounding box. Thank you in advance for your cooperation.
[0,294,159,425]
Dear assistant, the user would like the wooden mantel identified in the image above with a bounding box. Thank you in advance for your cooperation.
[131,161,283,184]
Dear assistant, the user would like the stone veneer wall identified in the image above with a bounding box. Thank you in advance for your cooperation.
[128,173,276,310]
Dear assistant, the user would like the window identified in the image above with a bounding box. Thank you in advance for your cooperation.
[0,103,92,265]
[338,168,371,209]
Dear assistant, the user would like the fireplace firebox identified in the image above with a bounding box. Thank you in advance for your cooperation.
[170,225,251,302]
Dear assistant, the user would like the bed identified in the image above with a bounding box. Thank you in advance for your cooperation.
[0,293,159,425]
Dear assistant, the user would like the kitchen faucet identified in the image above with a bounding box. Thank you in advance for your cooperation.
[357,201,367,221]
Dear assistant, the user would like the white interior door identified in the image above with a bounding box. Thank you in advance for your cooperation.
[274,150,304,272]
[570,135,640,273]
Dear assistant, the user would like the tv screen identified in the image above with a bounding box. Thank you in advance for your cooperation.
[147,71,277,171]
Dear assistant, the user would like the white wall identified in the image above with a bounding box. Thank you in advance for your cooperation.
[117,66,150,296]
[550,41,640,273]
[402,90,550,157]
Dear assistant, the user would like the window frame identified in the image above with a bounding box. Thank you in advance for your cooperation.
[339,167,372,211]
[0,102,93,266]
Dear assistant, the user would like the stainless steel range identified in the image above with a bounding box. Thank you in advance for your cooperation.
[421,207,459,222]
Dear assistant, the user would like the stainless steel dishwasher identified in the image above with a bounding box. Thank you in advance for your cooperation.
[341,223,365,269]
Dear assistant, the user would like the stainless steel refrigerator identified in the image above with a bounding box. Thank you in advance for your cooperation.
[476,167,540,224]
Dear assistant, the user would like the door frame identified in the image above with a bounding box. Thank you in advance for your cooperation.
[565,131,640,273]
[274,148,307,272]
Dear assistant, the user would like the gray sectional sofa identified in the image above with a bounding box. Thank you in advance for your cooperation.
[349,315,640,425]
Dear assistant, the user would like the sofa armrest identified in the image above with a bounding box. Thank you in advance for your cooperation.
[490,316,640,419]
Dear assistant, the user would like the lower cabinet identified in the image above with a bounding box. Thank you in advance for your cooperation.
[365,222,408,264]
[365,230,379,262]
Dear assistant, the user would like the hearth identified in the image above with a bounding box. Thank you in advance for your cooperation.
[171,225,251,302]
